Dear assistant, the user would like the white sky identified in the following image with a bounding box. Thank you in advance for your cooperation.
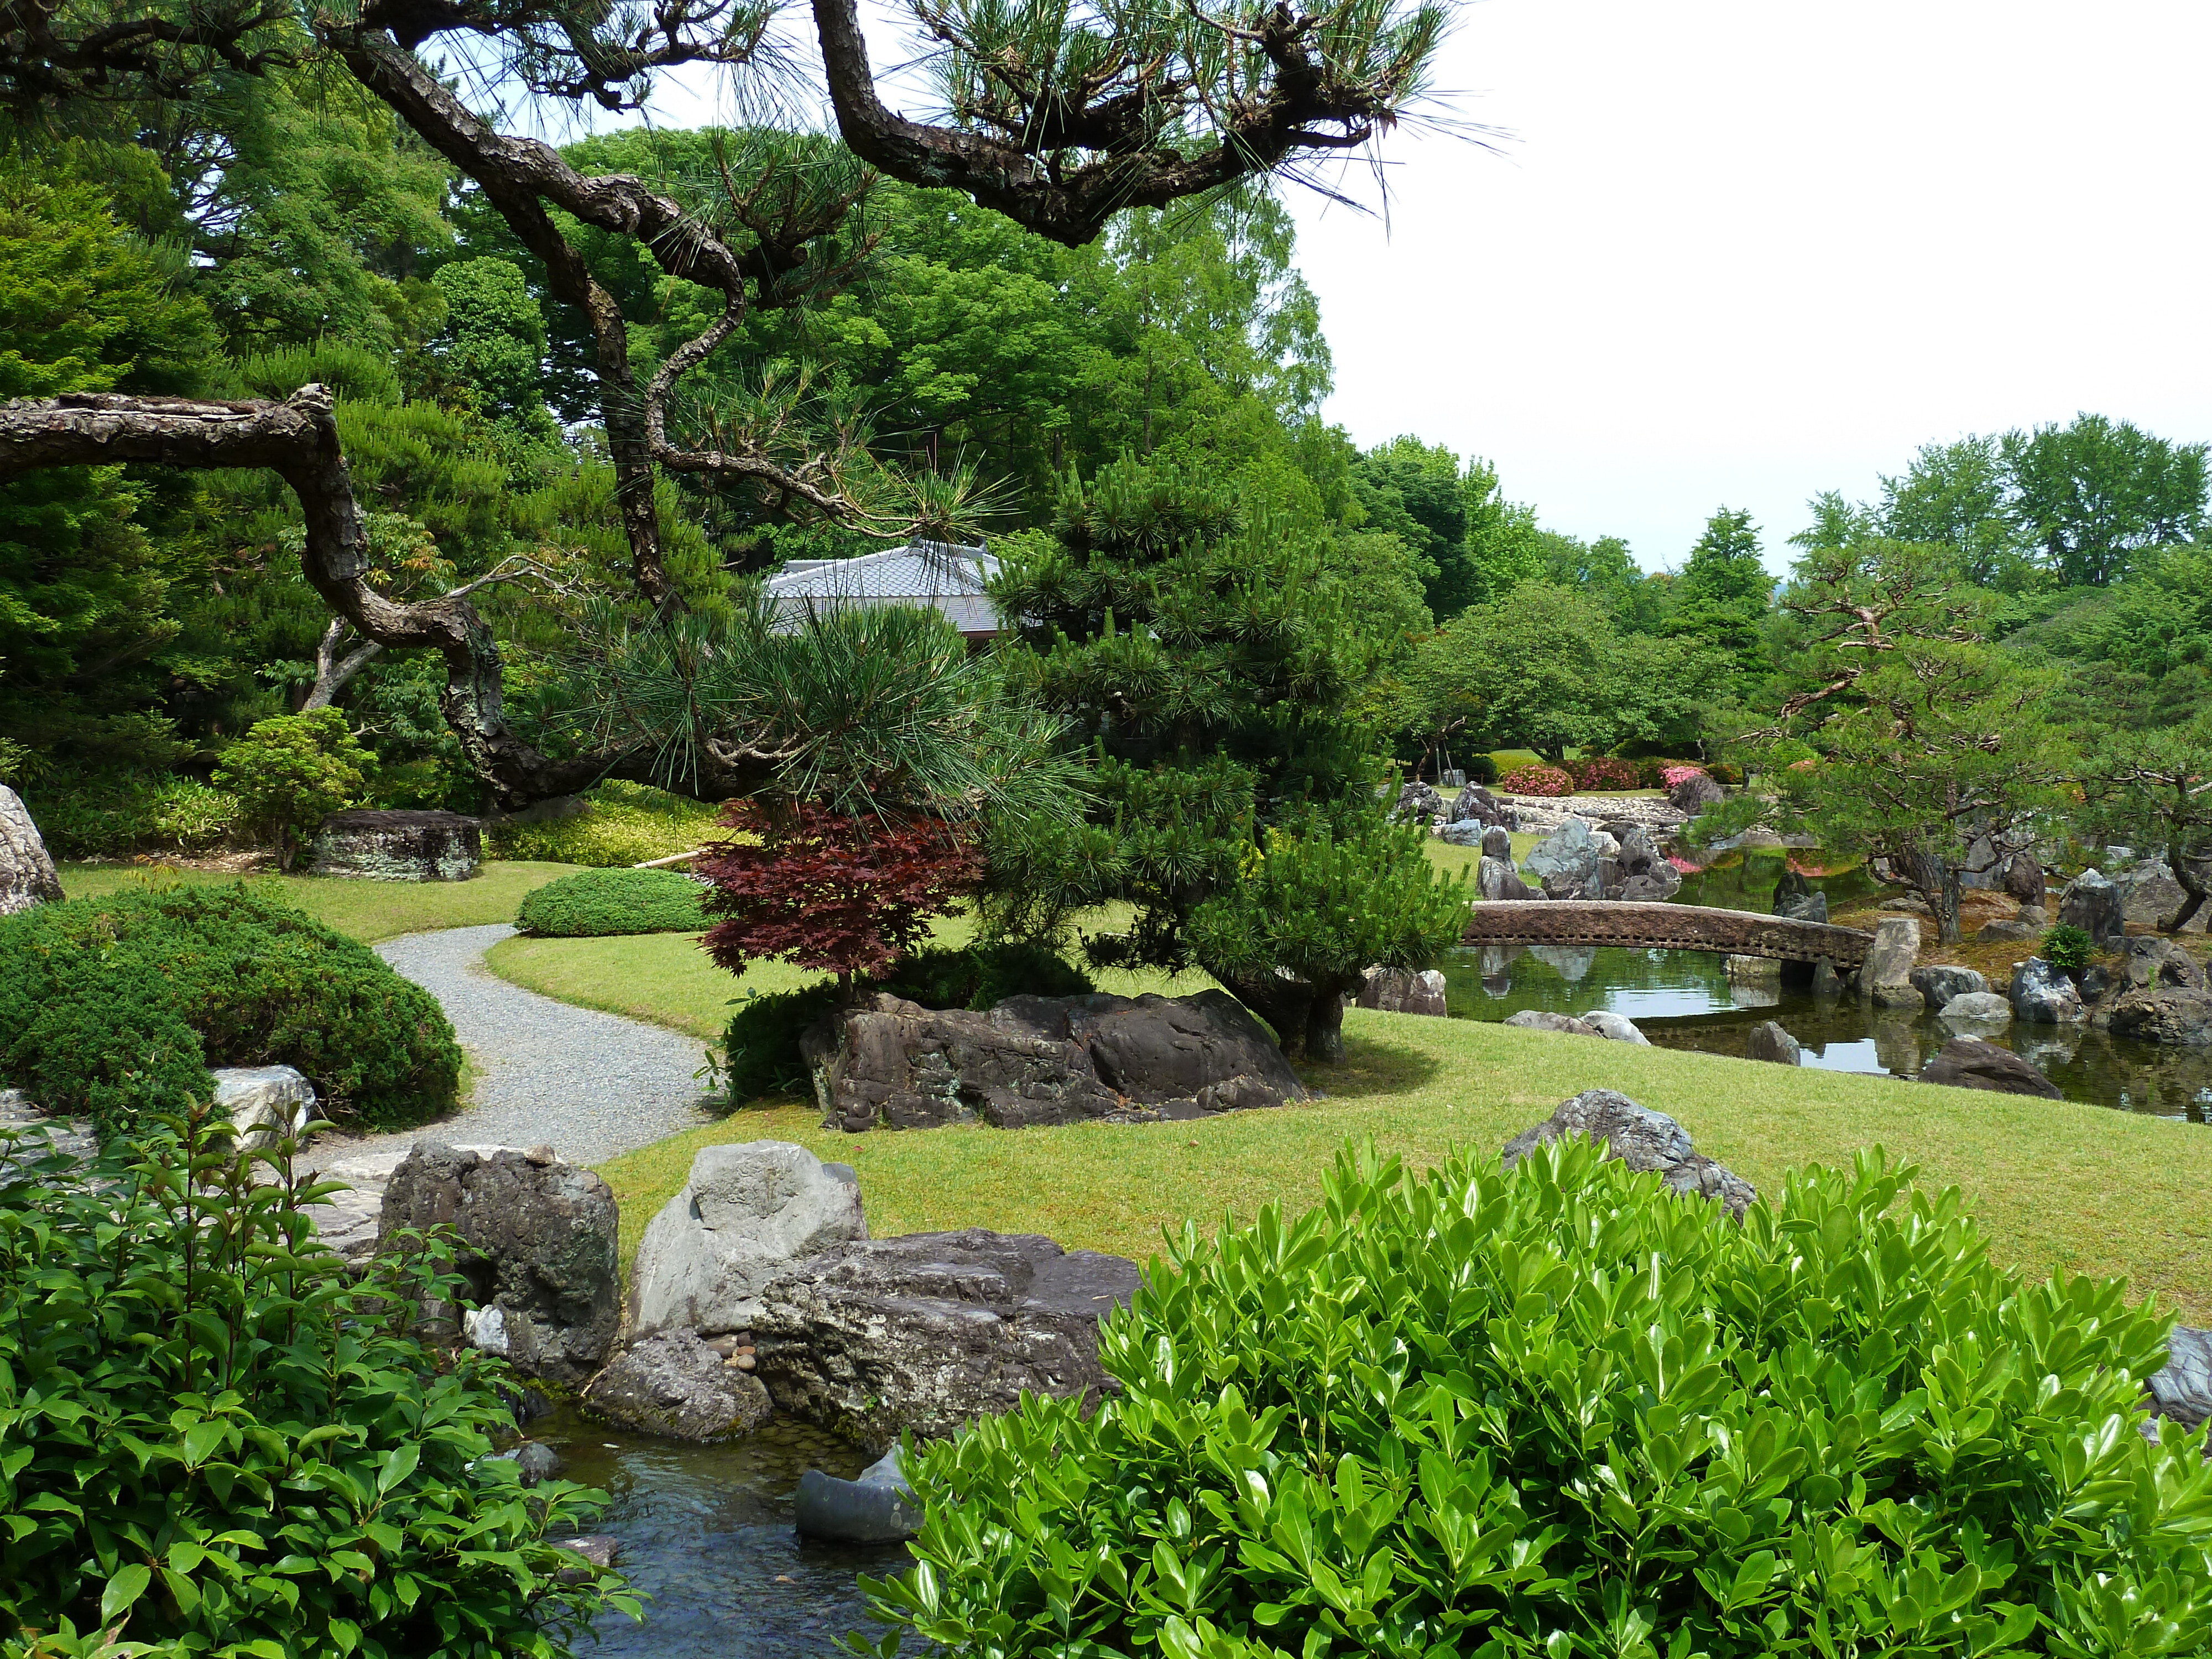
[1286,0,2212,571]
[622,1,2212,575]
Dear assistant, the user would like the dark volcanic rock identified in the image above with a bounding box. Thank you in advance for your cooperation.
[379,1142,619,1383]
[754,1229,1140,1451]
[816,990,1307,1133]
[1392,781,1445,826]
[311,808,481,881]
[1745,1020,1801,1065]
[1668,772,1726,812]
[583,1328,774,1442]
[1917,1036,2063,1098]
[1501,1089,1755,1217]
[2057,869,2125,946]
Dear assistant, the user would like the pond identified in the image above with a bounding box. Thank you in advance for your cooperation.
[535,1409,907,1657]
[1442,854,2212,1123]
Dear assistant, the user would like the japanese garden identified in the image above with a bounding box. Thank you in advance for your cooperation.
[1,0,2210,1655]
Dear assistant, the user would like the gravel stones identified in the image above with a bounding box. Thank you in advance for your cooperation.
[628,1141,868,1337]
[379,1141,620,1383]
[754,1229,1141,1451]
[583,1327,774,1442]
[1745,1021,1801,1065]
[1917,1037,2063,1098]
[1355,967,1448,1017]
[1501,1089,1755,1217]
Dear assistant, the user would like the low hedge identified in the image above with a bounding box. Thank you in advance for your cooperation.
[864,1139,2212,1659]
[1498,763,1575,796]
[0,884,461,1134]
[486,781,721,868]
[1563,755,1640,791]
[515,867,709,937]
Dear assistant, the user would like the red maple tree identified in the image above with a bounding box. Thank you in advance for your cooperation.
[696,802,983,992]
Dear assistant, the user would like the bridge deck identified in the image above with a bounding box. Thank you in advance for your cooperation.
[1462,900,1875,967]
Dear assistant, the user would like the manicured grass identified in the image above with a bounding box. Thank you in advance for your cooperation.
[55,860,577,942]
[593,1010,2212,1322]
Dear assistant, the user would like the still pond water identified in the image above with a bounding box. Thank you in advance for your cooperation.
[1443,854,2211,1124]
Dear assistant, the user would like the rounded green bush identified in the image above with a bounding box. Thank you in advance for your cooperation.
[867,1139,2211,1659]
[2041,922,2096,971]
[0,884,461,1134]
[515,867,709,937]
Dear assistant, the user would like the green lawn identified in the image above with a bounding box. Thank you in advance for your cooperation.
[56,859,576,942]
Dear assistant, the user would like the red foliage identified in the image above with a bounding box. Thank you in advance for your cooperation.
[1498,764,1575,797]
[695,802,982,985]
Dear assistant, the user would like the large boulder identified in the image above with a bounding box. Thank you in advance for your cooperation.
[2056,869,2125,947]
[795,1447,922,1543]
[1917,1037,2063,1098]
[815,989,1307,1134]
[1668,771,1725,812]
[1502,1009,1601,1037]
[211,1065,316,1149]
[310,808,482,881]
[1609,826,1682,902]
[1525,818,1604,900]
[1939,990,2015,1030]
[2116,860,2189,928]
[1772,869,1830,925]
[1477,855,1542,901]
[628,1142,868,1338]
[0,787,62,916]
[2011,958,2088,1025]
[1391,781,1445,826]
[2002,853,2047,907]
[378,1142,620,1383]
[1434,821,1486,848]
[2150,1327,2212,1432]
[2101,989,2212,1047]
[1583,1009,1648,1044]
[582,1327,774,1442]
[1909,965,1988,1011]
[754,1229,1140,1452]
[1501,1090,1755,1218]
[1480,825,1513,860]
[1355,967,1448,1017]
[2114,936,2206,994]
[1859,917,1922,1008]
[1745,1021,1801,1065]
[1446,786,1516,830]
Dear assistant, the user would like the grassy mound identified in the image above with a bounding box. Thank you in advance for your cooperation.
[0,884,462,1133]
[515,867,708,937]
[486,781,721,867]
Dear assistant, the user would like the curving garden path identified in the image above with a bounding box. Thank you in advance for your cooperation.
[359,923,714,1167]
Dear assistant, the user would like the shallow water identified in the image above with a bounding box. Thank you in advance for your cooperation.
[536,1410,906,1657]
[1444,854,2211,1123]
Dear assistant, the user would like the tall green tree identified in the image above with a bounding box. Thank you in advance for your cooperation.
[1666,506,1771,692]
[1877,434,2020,586]
[2001,413,2207,588]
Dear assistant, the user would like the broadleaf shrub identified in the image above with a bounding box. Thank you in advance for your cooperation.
[1497,763,1574,797]
[1459,754,1500,786]
[484,781,722,868]
[212,707,373,870]
[0,1107,634,1658]
[1659,762,1709,789]
[2041,923,2096,971]
[515,867,708,937]
[27,768,241,859]
[1563,755,1640,791]
[859,1139,2212,1659]
[0,885,460,1133]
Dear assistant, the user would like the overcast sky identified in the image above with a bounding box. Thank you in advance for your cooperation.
[1286,0,2212,571]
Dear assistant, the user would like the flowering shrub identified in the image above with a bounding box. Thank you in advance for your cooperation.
[1498,764,1574,796]
[1661,763,1709,789]
[1564,756,1640,791]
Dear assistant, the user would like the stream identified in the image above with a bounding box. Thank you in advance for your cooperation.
[1442,853,2212,1122]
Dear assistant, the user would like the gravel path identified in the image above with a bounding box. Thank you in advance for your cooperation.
[357,923,716,1167]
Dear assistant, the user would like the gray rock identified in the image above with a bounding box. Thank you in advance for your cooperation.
[1668,772,1726,812]
[1745,1021,1801,1065]
[795,1446,923,1543]
[1435,821,1488,848]
[1446,786,1516,831]
[1881,893,1934,916]
[1939,990,2015,1029]
[1811,958,1845,998]
[487,1440,565,1487]
[2075,964,2112,1002]
[1525,818,1605,901]
[379,1142,620,1383]
[2115,937,2206,994]
[629,1141,869,1338]
[1355,967,1448,1018]
[0,786,62,916]
[1583,1009,1648,1045]
[554,1536,620,1582]
[1976,920,2042,943]
[1481,826,1514,860]
[1909,965,1988,1011]
[1860,917,1922,1008]
[210,1065,317,1149]
[2057,869,2125,946]
[1776,889,1830,924]
[1608,826,1682,902]
[2102,989,2212,1047]
[754,1229,1140,1452]
[1501,1089,1755,1217]
[816,989,1307,1134]
[2002,854,2047,906]
[1918,1036,2063,1098]
[1726,953,1782,983]
[1477,855,1542,901]
[310,808,482,881]
[2150,1327,2212,1431]
[2117,860,2189,927]
[1501,1009,1601,1037]
[583,1327,774,1442]
[2011,958,2088,1025]
[1392,781,1445,826]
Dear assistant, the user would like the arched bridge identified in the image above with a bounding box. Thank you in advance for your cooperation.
[1462,901,1876,968]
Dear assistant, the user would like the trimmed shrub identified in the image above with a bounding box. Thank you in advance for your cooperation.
[863,1140,2211,1659]
[1498,763,1575,796]
[212,707,372,870]
[0,1105,633,1656]
[2042,922,2096,971]
[485,781,722,868]
[515,867,709,937]
[0,884,461,1134]
[719,982,844,1107]
[1563,755,1641,791]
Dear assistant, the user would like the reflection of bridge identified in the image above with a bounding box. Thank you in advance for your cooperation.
[1462,901,1876,968]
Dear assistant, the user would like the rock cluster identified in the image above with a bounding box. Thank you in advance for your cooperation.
[1771,869,1829,925]
[812,989,1307,1133]
[1391,781,1445,826]
[1501,1090,1755,1217]
[1443,786,1516,831]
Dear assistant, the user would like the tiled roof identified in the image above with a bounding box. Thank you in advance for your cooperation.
[764,541,995,602]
